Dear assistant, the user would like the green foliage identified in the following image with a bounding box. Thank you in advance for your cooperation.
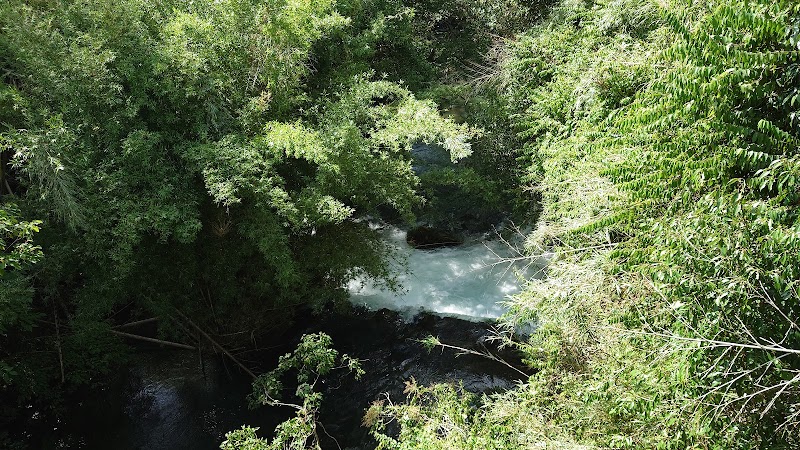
[8,0,797,447]
[0,0,483,439]
[371,0,799,448]
[221,427,271,450]
[597,0,800,440]
[368,380,590,450]
[223,333,362,450]
[0,200,41,360]
[0,202,42,277]
[0,273,35,336]
[418,82,535,225]
[504,0,797,447]
[0,202,48,411]
[308,0,430,91]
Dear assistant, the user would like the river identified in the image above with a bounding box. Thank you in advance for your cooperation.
[39,222,541,449]
[348,224,544,320]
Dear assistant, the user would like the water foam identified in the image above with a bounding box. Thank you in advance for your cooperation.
[347,225,546,321]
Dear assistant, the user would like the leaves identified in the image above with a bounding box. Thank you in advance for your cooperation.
[0,203,42,276]
[232,333,362,450]
[0,0,481,438]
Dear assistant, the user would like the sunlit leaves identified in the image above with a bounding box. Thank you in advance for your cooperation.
[0,203,41,276]
[588,0,800,438]
[0,203,41,336]
[230,333,362,450]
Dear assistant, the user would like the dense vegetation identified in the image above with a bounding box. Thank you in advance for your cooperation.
[366,1,800,449]
[1,0,799,448]
[0,0,526,444]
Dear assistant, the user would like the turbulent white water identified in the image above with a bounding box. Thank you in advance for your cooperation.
[347,225,547,321]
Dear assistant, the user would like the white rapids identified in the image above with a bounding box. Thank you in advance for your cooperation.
[347,225,546,321]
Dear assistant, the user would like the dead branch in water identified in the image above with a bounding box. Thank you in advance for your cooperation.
[173,309,257,380]
[110,329,196,350]
[112,317,160,329]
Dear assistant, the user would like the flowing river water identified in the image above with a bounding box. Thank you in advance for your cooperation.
[38,227,542,449]
[347,225,543,320]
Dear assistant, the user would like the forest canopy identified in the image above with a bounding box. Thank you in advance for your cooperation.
[2,0,800,448]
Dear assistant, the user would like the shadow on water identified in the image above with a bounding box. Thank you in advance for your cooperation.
[51,308,526,450]
[52,349,291,450]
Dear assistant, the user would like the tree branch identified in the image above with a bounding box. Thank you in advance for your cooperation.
[110,329,196,350]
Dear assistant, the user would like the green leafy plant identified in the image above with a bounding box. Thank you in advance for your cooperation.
[222,333,363,450]
[373,0,799,448]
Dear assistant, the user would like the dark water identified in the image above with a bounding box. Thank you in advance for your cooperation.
[48,309,524,450]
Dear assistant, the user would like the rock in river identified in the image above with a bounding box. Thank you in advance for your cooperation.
[405,226,463,249]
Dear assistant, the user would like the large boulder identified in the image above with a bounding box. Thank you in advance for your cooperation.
[405,226,463,249]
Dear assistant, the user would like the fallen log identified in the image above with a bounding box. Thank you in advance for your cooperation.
[110,329,196,350]
[173,310,257,380]
[112,317,159,329]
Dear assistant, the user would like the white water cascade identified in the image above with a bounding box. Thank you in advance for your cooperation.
[347,225,547,321]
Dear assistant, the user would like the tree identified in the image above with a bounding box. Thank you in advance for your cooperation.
[222,333,363,450]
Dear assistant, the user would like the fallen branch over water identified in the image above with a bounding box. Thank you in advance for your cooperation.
[112,317,160,329]
[420,335,530,378]
[173,309,257,379]
[109,329,196,350]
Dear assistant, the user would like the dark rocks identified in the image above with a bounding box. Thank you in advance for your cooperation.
[406,226,463,249]
[410,143,452,174]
